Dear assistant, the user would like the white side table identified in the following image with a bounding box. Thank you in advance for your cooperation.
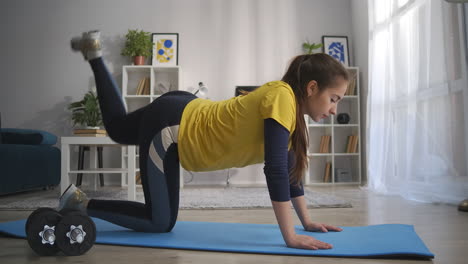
[61,136,137,201]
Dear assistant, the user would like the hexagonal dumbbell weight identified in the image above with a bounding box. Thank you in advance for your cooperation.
[55,210,96,256]
[25,207,62,256]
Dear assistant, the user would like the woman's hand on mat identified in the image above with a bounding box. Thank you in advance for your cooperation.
[285,234,333,250]
[304,222,343,233]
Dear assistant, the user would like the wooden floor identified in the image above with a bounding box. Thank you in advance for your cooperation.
[0,185,466,264]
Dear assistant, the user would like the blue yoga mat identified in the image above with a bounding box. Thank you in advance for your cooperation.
[0,218,434,259]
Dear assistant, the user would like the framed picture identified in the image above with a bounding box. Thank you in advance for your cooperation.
[322,36,350,66]
[152,33,179,66]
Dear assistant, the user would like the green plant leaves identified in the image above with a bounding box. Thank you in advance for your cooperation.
[302,41,323,54]
[121,29,154,57]
[68,91,103,127]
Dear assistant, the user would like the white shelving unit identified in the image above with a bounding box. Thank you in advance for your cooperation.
[120,65,184,188]
[60,136,137,201]
[304,67,361,185]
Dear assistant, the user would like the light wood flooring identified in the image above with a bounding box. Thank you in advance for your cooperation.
[0,185,466,264]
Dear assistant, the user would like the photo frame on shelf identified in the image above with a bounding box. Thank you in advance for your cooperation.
[152,33,179,66]
[322,36,350,66]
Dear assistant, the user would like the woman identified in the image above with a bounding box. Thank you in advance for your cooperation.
[61,30,348,250]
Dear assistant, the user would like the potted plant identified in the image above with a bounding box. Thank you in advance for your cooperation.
[121,29,154,65]
[68,90,103,130]
[302,41,323,54]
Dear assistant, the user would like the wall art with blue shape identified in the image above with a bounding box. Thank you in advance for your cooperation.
[157,39,174,63]
[152,33,179,66]
[322,36,349,66]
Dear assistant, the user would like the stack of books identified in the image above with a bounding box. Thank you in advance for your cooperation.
[135,77,150,95]
[345,135,359,153]
[323,162,332,182]
[73,129,107,137]
[319,135,331,153]
[136,172,141,184]
[345,77,356,96]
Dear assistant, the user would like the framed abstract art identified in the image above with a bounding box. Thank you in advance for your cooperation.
[152,33,179,66]
[322,36,350,66]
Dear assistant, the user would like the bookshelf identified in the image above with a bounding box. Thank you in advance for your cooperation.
[304,67,361,185]
[119,65,184,188]
[121,66,181,111]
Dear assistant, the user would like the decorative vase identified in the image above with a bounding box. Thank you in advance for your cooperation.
[133,56,145,65]
[337,113,350,124]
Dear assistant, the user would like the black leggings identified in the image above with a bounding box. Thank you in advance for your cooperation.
[86,58,196,232]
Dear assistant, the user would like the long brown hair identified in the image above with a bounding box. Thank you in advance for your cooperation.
[281,53,350,185]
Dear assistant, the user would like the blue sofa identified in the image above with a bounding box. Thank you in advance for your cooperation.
[0,128,61,195]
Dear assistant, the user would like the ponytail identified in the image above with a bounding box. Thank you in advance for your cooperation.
[282,53,349,185]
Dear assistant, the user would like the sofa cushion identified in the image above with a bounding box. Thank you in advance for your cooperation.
[0,128,57,146]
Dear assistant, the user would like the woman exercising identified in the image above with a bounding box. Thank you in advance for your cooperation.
[60,30,348,250]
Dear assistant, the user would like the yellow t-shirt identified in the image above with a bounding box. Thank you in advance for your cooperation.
[178,80,296,171]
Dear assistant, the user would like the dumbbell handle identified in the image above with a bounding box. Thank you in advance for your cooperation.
[39,225,56,245]
[70,229,84,243]
[44,230,56,243]
[66,225,86,244]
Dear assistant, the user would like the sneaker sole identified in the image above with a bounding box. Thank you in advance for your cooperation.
[70,37,82,51]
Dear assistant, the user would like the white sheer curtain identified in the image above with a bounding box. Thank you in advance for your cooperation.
[367,0,468,204]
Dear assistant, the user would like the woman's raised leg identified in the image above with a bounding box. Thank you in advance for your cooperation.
[71,30,143,145]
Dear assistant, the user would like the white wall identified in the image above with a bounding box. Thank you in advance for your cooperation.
[351,0,369,184]
[0,0,366,186]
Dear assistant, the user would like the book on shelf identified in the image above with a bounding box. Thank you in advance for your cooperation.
[74,129,107,134]
[74,134,107,137]
[136,171,141,184]
[346,68,357,96]
[346,135,352,153]
[135,78,144,95]
[73,128,107,137]
[143,77,150,95]
[323,162,332,182]
[135,77,150,95]
[345,135,359,153]
[319,136,325,153]
[319,135,331,153]
[351,135,359,153]
[345,77,356,96]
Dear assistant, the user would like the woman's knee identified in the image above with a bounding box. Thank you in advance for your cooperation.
[140,220,175,233]
[104,119,138,145]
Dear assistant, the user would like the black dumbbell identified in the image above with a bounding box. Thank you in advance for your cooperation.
[55,209,96,256]
[25,207,62,256]
[25,207,96,256]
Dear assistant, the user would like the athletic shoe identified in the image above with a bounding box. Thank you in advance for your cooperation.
[70,30,102,60]
[58,184,89,213]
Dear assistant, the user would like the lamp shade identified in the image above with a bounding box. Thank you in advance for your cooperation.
[194,82,209,98]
